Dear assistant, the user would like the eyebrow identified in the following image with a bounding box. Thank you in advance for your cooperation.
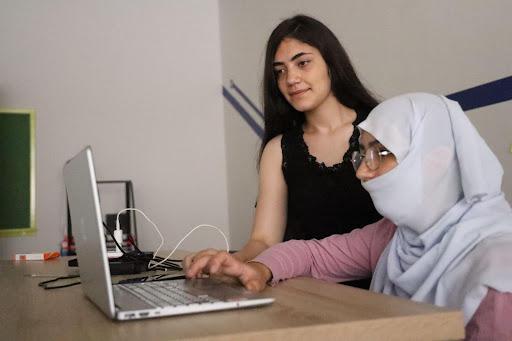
[273,52,313,67]
[360,139,383,151]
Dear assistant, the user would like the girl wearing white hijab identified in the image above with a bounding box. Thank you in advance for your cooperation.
[186,93,512,340]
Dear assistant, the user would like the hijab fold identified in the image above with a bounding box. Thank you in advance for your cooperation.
[359,93,512,324]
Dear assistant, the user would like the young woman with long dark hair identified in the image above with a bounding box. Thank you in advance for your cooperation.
[184,15,381,287]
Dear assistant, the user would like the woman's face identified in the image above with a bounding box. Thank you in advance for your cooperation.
[273,38,332,113]
[355,131,398,182]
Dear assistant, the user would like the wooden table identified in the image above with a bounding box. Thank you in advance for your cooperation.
[0,257,464,340]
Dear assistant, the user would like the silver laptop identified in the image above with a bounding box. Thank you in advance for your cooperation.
[64,146,274,320]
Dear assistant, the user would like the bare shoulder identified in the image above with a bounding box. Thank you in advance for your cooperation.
[261,135,283,162]
[264,135,283,151]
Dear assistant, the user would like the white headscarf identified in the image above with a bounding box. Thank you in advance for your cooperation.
[359,93,512,324]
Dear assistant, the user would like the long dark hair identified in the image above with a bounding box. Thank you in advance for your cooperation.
[259,15,378,165]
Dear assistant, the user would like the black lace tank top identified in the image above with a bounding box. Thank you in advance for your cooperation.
[281,111,381,242]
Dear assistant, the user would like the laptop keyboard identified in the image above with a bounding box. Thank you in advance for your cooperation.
[116,280,220,308]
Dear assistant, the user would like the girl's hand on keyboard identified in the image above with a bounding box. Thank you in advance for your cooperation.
[182,248,221,275]
[185,251,272,292]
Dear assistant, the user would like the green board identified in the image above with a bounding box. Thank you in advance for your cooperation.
[0,109,36,237]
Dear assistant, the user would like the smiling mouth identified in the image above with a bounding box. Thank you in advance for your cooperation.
[289,89,309,97]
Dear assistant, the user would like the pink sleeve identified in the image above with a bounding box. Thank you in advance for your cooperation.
[253,218,396,285]
[465,288,512,340]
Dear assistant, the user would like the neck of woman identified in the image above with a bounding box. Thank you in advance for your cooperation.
[304,95,356,134]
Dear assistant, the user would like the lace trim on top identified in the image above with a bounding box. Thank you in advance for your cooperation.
[295,111,364,173]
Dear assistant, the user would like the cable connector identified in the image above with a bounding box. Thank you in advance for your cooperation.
[107,225,124,259]
[114,229,123,254]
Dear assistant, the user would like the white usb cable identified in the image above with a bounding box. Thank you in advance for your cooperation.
[115,208,229,270]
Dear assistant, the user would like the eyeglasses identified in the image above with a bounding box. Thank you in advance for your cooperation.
[351,147,392,172]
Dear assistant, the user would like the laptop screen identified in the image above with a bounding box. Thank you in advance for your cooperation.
[64,146,116,318]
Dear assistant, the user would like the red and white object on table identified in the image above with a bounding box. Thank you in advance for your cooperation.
[14,251,60,261]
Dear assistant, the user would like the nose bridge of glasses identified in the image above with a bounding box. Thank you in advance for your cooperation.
[366,147,380,170]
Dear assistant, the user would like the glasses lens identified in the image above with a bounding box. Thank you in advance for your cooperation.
[366,147,379,170]
[351,151,362,172]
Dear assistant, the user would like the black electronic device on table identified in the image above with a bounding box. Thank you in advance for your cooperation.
[68,251,154,275]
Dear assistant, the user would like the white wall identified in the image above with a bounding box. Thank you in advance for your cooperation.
[219,0,512,248]
[0,0,230,258]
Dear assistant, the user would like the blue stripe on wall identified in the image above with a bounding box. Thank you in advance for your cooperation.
[229,80,264,119]
[447,76,512,111]
[224,76,512,139]
[222,86,263,138]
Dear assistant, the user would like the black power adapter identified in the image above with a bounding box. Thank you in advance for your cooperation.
[68,252,154,275]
